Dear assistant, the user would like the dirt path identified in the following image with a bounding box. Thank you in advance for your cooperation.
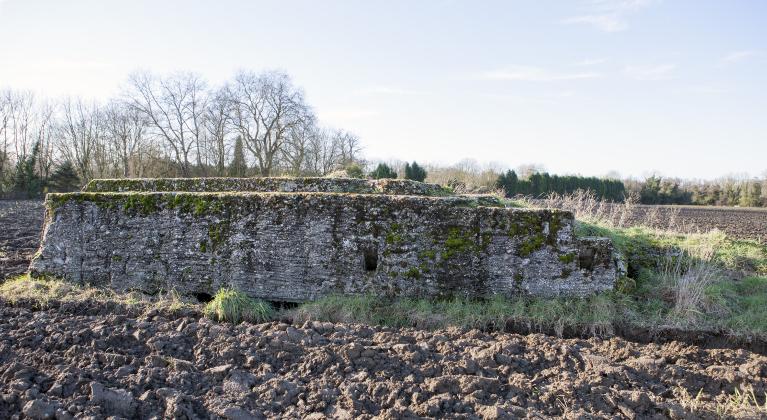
[0,300,765,419]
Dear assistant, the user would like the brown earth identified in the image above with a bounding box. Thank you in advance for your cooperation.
[0,200,45,281]
[1,300,766,419]
[626,205,767,243]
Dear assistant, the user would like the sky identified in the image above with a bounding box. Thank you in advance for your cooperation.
[0,0,765,180]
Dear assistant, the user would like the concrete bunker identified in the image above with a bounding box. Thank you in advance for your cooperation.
[30,177,618,301]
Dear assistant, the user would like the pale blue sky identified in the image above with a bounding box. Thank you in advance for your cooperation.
[1,0,765,179]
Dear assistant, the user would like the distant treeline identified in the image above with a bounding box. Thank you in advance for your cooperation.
[628,176,766,207]
[492,171,767,207]
[496,170,626,202]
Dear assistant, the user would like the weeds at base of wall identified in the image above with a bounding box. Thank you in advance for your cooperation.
[0,275,193,315]
[203,288,274,324]
[2,272,766,337]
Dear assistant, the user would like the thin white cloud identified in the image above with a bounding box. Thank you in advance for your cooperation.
[685,85,730,95]
[574,58,608,66]
[562,15,627,32]
[562,0,659,32]
[478,66,601,82]
[355,86,424,96]
[721,50,762,64]
[624,64,676,81]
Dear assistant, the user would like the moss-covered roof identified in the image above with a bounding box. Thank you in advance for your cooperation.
[83,177,454,196]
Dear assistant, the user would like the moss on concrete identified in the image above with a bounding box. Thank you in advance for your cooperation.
[207,221,231,250]
[443,227,477,259]
[84,177,454,196]
[385,223,404,245]
[518,234,546,257]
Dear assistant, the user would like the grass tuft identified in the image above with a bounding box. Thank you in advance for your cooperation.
[203,288,274,324]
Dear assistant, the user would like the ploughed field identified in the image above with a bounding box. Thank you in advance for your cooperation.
[0,300,765,419]
[0,200,45,281]
[627,204,767,243]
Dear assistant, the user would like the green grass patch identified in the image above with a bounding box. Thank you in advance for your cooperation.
[203,288,274,324]
[291,293,625,336]
[706,276,767,335]
[576,222,766,276]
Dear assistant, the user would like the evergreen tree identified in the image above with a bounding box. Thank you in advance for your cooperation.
[229,136,247,177]
[370,163,397,179]
[48,161,81,192]
[344,163,365,178]
[495,169,626,201]
[495,170,519,196]
[12,142,43,198]
[404,161,427,182]
[640,176,662,204]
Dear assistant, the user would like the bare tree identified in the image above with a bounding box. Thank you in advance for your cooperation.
[333,129,362,167]
[0,90,11,181]
[228,70,311,176]
[204,87,231,176]
[4,90,36,163]
[58,98,102,181]
[125,71,208,177]
[104,101,146,177]
[34,101,56,181]
[305,128,340,176]
[281,115,318,175]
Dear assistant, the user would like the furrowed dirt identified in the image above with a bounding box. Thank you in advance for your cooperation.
[0,200,45,281]
[1,300,766,419]
[626,205,767,243]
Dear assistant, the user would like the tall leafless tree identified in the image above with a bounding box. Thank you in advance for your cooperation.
[104,101,146,177]
[204,87,231,176]
[228,71,311,176]
[58,98,102,181]
[125,71,208,177]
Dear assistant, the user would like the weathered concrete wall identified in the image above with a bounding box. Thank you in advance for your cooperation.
[30,191,616,301]
[84,177,452,196]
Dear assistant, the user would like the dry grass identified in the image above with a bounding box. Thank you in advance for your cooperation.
[0,275,194,314]
[539,190,689,231]
[676,384,767,419]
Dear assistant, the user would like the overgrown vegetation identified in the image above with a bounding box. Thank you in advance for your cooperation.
[290,293,620,337]
[203,288,274,324]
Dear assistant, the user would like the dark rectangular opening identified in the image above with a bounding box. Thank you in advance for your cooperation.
[364,248,378,272]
